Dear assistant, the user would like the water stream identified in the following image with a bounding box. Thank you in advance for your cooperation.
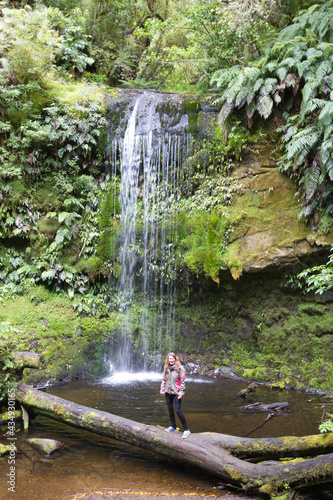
[1,376,331,500]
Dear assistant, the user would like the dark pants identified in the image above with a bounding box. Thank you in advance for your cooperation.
[165,393,188,431]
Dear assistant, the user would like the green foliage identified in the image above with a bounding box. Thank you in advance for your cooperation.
[319,420,333,433]
[51,7,94,74]
[180,208,229,283]
[297,248,333,294]
[210,0,333,219]
[0,321,17,402]
[0,4,94,82]
[0,5,60,83]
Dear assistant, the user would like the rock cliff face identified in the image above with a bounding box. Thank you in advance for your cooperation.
[224,142,333,278]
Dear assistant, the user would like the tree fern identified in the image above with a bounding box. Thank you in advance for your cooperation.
[209,0,333,219]
[234,67,261,108]
[246,77,264,104]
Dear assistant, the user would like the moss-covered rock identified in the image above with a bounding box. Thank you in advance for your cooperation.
[223,145,333,276]
[26,438,63,455]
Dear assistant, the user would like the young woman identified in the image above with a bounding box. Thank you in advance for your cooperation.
[160,352,191,439]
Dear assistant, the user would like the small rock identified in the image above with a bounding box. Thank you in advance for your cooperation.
[26,438,63,455]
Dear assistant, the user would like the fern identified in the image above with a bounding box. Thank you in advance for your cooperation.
[209,0,333,218]
[256,95,273,119]
[246,77,264,104]
[301,81,320,104]
[302,162,322,201]
[296,58,313,78]
[300,98,327,119]
[286,126,320,166]
[319,101,333,126]
[315,60,332,81]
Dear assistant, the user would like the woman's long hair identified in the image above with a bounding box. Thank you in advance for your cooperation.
[164,352,180,373]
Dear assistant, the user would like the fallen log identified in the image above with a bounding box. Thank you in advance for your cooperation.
[190,432,333,459]
[240,402,289,412]
[15,382,333,498]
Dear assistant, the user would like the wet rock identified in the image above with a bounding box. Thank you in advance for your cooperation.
[216,365,244,380]
[26,438,63,455]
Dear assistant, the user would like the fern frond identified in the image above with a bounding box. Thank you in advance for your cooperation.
[318,101,333,126]
[218,101,234,126]
[320,138,333,169]
[278,23,303,42]
[317,42,333,57]
[234,67,261,108]
[273,91,282,104]
[262,78,278,95]
[318,13,331,40]
[277,67,287,82]
[256,95,274,119]
[303,162,322,201]
[323,124,333,140]
[264,60,278,74]
[286,125,320,165]
[246,100,256,119]
[279,58,296,73]
[300,97,327,119]
[246,77,264,104]
[325,156,333,181]
[316,60,333,82]
[210,66,241,90]
[221,78,244,105]
[298,58,316,78]
[282,124,298,143]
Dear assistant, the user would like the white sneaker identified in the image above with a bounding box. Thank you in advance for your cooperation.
[182,430,191,439]
[165,426,177,432]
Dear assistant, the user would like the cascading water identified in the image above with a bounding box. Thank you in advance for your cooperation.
[107,91,192,372]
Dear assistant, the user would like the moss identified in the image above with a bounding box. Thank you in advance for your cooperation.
[44,79,107,112]
[37,216,59,239]
[182,100,201,134]
[33,186,62,212]
[75,255,102,282]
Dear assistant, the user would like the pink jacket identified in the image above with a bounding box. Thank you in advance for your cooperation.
[160,364,186,397]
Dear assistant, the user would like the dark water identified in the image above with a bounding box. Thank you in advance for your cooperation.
[1,373,332,500]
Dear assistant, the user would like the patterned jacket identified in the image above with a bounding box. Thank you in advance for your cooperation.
[160,364,186,397]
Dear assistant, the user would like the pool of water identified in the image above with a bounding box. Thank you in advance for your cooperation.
[0,374,331,500]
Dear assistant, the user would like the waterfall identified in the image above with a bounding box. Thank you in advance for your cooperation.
[107,91,192,372]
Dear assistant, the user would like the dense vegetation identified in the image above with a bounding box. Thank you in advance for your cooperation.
[0,0,332,405]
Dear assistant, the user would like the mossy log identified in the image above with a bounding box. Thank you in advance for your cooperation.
[1,410,22,423]
[190,432,333,459]
[16,382,333,497]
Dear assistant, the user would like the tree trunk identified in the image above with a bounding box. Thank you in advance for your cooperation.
[15,382,333,497]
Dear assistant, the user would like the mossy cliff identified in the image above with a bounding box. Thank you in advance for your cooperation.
[224,141,333,277]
